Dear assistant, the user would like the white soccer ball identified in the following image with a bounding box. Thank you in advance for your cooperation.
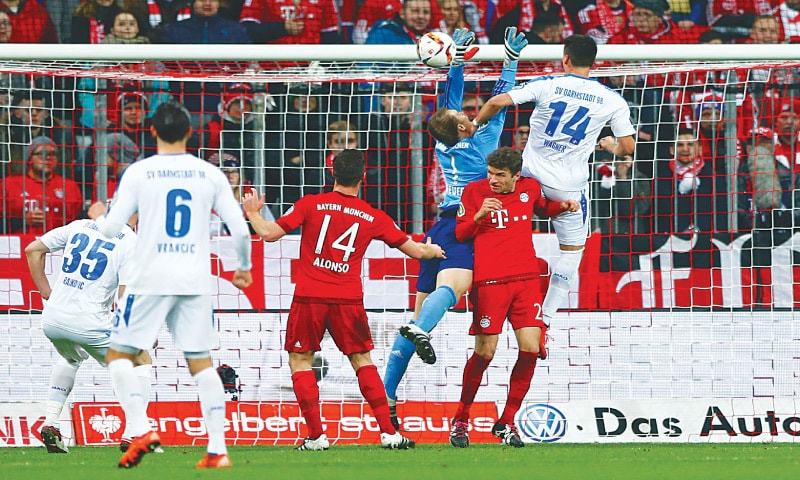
[417,31,455,68]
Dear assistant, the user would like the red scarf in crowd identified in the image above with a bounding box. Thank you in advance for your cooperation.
[669,156,705,180]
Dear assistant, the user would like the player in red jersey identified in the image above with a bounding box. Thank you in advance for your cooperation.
[243,149,444,451]
[451,147,577,448]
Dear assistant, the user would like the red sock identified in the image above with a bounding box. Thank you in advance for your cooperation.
[356,364,396,435]
[292,370,324,439]
[499,351,537,424]
[453,353,491,421]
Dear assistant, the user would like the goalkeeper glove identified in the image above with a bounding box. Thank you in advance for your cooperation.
[504,26,528,62]
[452,28,478,65]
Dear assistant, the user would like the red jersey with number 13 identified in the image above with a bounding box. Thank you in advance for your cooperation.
[276,191,409,300]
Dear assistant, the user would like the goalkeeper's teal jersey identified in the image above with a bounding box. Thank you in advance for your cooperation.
[435,62,518,212]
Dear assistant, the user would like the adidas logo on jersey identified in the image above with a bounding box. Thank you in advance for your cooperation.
[294,341,302,348]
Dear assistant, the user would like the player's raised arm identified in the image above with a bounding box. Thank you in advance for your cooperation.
[472,27,528,129]
[243,189,289,242]
[397,237,446,260]
[440,28,476,110]
[95,166,139,239]
[213,171,253,289]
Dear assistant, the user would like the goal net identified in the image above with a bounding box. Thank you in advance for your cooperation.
[1,44,800,446]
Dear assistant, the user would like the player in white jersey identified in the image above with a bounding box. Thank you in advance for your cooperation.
[94,102,253,469]
[25,215,152,454]
[472,35,635,328]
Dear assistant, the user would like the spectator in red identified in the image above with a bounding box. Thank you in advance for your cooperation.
[707,0,779,40]
[609,0,707,43]
[240,0,340,44]
[576,0,632,44]
[480,0,574,44]
[4,136,83,234]
[366,0,431,44]
[158,0,250,43]
[204,83,257,169]
[0,10,11,42]
[70,0,120,43]
[1,0,58,43]
[748,13,783,42]
[778,0,800,42]
[102,10,150,43]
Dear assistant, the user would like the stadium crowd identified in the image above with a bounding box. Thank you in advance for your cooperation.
[0,0,798,262]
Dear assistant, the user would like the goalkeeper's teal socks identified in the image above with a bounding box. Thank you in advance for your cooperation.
[384,333,416,400]
[383,286,457,400]
[415,286,457,333]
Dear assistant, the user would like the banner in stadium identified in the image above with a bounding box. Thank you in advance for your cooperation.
[71,401,499,446]
[512,398,800,443]
[2,232,798,311]
[0,402,67,447]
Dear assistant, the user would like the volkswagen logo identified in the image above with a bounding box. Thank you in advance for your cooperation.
[517,403,567,443]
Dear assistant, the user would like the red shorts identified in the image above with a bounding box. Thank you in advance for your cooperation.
[284,297,374,355]
[470,278,546,335]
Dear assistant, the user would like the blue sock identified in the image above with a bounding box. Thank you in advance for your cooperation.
[415,286,457,333]
[383,333,417,401]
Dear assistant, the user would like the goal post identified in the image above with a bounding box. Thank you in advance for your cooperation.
[1,44,800,446]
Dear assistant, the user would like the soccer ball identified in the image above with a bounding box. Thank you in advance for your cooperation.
[417,31,455,68]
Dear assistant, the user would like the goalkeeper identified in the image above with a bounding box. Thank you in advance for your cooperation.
[383,26,528,427]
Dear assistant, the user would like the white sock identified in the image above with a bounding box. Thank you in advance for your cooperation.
[542,249,584,323]
[109,359,150,437]
[121,364,153,439]
[45,359,80,427]
[194,367,227,455]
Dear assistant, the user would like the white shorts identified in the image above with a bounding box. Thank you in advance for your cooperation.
[112,294,215,353]
[541,185,591,247]
[43,322,110,366]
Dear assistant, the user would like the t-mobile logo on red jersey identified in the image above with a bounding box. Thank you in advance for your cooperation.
[490,209,509,229]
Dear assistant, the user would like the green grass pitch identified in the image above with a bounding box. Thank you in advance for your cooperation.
[1,444,799,480]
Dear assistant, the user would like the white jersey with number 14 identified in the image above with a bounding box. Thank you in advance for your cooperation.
[507,73,636,191]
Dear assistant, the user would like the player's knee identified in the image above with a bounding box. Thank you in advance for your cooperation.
[347,352,373,371]
[288,351,314,373]
[551,248,584,288]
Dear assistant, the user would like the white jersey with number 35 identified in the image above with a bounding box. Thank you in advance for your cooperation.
[507,74,636,191]
[98,153,252,296]
[39,219,136,331]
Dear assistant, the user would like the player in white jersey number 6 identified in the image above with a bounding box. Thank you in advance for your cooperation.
[472,34,636,328]
[25,213,152,454]
[95,102,253,470]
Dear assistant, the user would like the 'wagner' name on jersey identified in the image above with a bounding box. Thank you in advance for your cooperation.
[507,74,636,191]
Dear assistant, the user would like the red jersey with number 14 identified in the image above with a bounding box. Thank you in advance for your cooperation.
[455,177,562,284]
[276,191,409,300]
